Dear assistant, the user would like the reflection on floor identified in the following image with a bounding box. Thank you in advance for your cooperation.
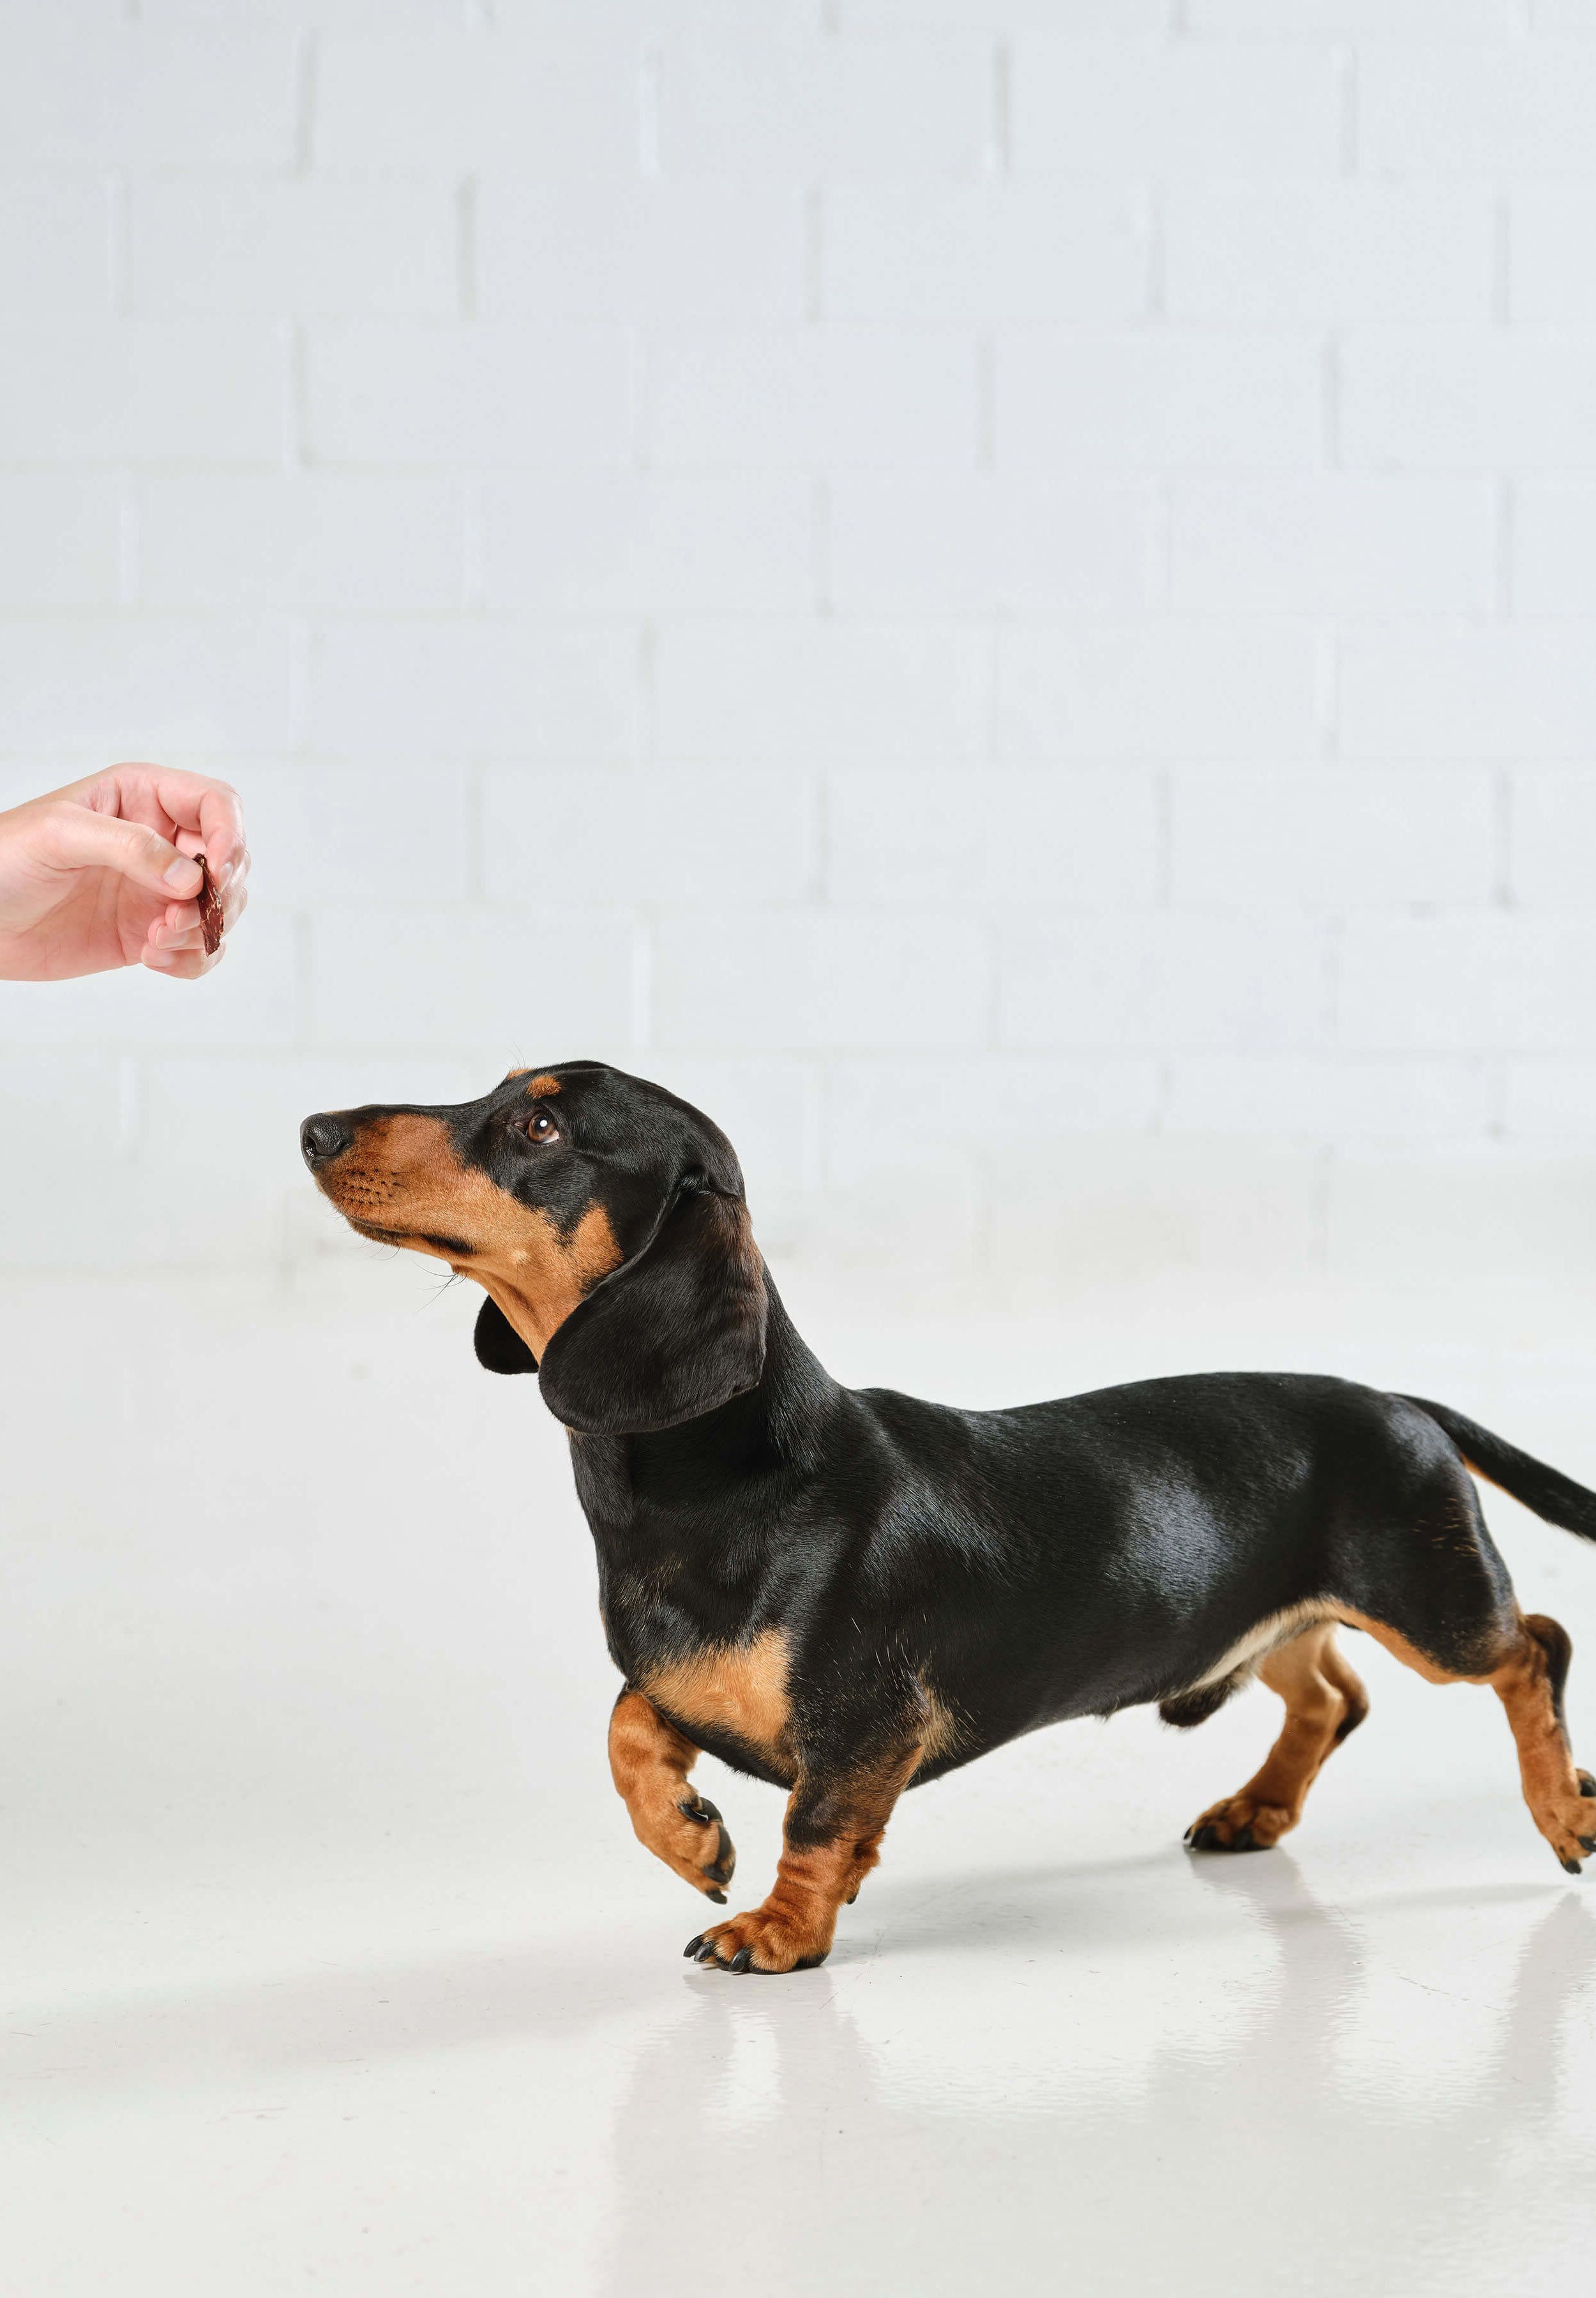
[4,1265,1596,2294]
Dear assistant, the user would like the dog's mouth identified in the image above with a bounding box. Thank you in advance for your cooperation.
[345,1212,474,1259]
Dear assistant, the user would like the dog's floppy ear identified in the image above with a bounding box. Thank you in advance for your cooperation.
[474,1295,539,1375]
[536,1180,767,1435]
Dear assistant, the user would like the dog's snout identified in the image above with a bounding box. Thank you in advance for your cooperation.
[300,1112,352,1168]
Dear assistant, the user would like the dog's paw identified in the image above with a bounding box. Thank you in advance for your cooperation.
[1540,1784,1596,1876]
[650,1792,735,1901]
[1184,1793,1293,1853]
[682,1903,832,1976]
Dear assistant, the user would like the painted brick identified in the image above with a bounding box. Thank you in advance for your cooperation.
[996,621,1320,760]
[0,320,285,464]
[0,906,299,1049]
[994,333,1321,469]
[1503,1063,1596,1140]
[132,179,459,319]
[304,622,639,761]
[646,327,977,469]
[316,28,644,173]
[653,912,990,1051]
[1165,1056,1493,1141]
[0,475,123,607]
[1013,39,1343,177]
[1170,478,1494,613]
[305,322,631,469]
[482,769,818,906]
[821,184,1149,323]
[1512,191,1596,322]
[137,476,468,610]
[308,908,636,1051]
[1190,0,1517,25]
[826,770,1159,909]
[842,0,1167,26]
[0,24,296,167]
[1512,479,1596,614]
[656,27,991,179]
[654,620,993,766]
[1343,330,1596,469]
[1340,916,1596,1051]
[478,179,806,324]
[481,472,815,613]
[1508,770,1596,908]
[999,913,1327,1051]
[1169,770,1496,909]
[0,176,113,315]
[0,617,294,756]
[1360,43,1596,174]
[1166,186,1493,323]
[246,761,472,905]
[828,476,1156,612]
[1339,626,1596,760]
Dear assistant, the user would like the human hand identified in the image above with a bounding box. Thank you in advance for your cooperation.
[0,764,249,983]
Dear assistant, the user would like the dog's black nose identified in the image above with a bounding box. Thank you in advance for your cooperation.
[300,1112,351,1168]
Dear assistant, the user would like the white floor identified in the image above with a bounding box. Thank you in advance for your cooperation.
[4,1258,1596,2295]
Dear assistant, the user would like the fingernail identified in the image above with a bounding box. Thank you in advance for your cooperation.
[146,946,176,970]
[165,854,201,889]
[216,862,234,893]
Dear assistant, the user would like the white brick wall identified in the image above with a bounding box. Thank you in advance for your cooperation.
[1,5,1593,1286]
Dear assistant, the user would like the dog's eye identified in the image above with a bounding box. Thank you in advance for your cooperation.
[519,1108,560,1145]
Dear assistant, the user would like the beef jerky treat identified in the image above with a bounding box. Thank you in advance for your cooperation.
[195,853,225,957]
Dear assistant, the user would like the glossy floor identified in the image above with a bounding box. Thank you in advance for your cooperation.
[4,1265,1596,2294]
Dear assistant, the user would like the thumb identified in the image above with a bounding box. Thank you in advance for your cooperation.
[33,802,202,899]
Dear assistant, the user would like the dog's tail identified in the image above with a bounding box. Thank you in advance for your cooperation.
[1401,1395,1596,1542]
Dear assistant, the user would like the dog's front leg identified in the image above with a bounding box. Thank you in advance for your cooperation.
[684,1748,919,1975]
[608,1688,735,1903]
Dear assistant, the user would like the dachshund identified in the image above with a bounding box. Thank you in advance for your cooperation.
[301,1060,1596,1974]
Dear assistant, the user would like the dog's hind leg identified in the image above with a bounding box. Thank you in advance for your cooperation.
[1348,1609,1596,1875]
[1186,1623,1368,1854]
[608,1688,736,1903]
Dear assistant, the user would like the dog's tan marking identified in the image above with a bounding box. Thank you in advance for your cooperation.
[1187,1623,1368,1851]
[313,1110,619,1353]
[915,1681,964,1770]
[608,1689,734,1900]
[523,1074,561,1097]
[645,1629,792,1764]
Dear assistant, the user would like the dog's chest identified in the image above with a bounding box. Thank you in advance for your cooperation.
[633,1626,794,1770]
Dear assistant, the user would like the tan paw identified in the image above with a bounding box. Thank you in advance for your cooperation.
[642,1792,736,1901]
[682,1904,832,1975]
[1541,1780,1596,1875]
[1185,1794,1295,1852]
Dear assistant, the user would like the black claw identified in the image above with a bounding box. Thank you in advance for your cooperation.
[729,1948,753,1973]
[1231,1824,1256,1852]
[1579,1837,1596,1858]
[1190,1822,1221,1851]
[684,1934,705,1958]
[681,1796,719,1828]
[1560,1855,1583,1876]
[706,1888,727,1904]
[1579,1771,1596,1798]
[695,1941,719,1963]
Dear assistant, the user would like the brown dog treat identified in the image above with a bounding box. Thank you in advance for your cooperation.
[195,853,225,956]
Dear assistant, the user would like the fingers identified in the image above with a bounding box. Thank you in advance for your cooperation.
[32,800,204,900]
[129,764,248,880]
[145,872,248,972]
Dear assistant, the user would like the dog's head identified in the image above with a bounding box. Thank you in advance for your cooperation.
[299,1063,766,1435]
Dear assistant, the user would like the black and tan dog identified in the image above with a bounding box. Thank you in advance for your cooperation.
[301,1061,1596,1974]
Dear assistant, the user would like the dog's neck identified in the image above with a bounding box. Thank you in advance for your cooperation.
[566,1279,842,1533]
